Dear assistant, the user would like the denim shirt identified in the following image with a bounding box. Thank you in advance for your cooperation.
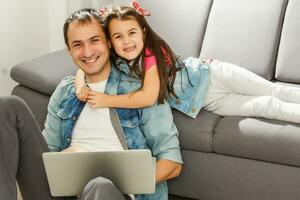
[42,63,182,200]
[114,54,210,119]
[170,57,210,118]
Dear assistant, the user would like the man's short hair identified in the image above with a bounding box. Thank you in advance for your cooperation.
[63,8,104,48]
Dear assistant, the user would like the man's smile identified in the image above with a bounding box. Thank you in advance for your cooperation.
[81,56,99,63]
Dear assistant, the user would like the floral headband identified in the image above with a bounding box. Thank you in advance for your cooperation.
[130,0,151,16]
[98,0,150,17]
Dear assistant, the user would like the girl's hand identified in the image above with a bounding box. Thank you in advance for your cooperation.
[76,86,90,101]
[87,91,110,108]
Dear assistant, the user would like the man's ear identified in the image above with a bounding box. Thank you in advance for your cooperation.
[108,40,111,49]
[66,45,71,54]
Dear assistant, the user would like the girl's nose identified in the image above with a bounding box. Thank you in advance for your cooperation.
[123,36,130,44]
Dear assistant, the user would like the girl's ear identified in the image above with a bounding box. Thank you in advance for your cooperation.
[143,28,147,39]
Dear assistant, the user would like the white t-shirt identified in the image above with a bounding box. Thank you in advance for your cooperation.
[71,80,123,152]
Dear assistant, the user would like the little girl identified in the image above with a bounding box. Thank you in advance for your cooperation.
[76,2,300,124]
[75,1,179,109]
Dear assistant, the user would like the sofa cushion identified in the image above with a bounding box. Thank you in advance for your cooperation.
[12,85,50,130]
[173,110,222,152]
[275,0,300,84]
[10,49,76,95]
[213,116,300,167]
[140,0,213,59]
[200,0,287,80]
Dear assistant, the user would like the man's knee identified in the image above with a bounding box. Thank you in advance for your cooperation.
[0,96,29,116]
[81,177,125,200]
[82,177,116,195]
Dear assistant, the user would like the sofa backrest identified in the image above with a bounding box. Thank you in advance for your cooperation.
[200,0,288,80]
[142,0,291,81]
[275,0,300,84]
[140,0,213,59]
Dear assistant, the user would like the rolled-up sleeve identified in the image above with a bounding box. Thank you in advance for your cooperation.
[140,103,183,164]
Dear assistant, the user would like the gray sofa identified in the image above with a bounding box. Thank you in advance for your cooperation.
[11,0,300,199]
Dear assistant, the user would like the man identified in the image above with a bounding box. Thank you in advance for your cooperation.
[0,8,182,200]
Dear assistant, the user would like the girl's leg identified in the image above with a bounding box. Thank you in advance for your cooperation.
[0,96,60,200]
[204,93,300,123]
[208,60,300,104]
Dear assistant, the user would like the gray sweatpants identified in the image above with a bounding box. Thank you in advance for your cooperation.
[0,96,126,200]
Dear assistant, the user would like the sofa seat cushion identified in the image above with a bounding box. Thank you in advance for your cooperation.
[213,116,300,167]
[173,110,222,152]
[11,50,76,95]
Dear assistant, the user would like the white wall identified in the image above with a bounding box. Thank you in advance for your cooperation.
[0,0,50,96]
[0,0,133,96]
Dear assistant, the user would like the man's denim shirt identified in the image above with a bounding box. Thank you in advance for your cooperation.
[42,62,183,200]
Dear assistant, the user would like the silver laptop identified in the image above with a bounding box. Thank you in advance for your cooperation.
[42,149,156,197]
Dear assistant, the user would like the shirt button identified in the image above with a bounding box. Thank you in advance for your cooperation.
[66,137,71,142]
[72,116,77,121]
[175,99,181,105]
[192,108,196,113]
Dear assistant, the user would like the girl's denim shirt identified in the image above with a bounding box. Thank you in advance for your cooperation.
[42,63,182,200]
[114,54,210,119]
[170,57,210,118]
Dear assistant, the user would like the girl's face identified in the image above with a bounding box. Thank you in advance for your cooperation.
[108,18,145,61]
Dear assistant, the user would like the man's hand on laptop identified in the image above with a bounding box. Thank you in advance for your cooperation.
[62,145,88,153]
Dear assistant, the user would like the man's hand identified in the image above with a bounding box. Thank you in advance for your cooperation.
[86,91,110,108]
[76,86,90,102]
[155,159,182,183]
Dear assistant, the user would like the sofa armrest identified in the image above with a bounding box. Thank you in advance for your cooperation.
[10,49,77,95]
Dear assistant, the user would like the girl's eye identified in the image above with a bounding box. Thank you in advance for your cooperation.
[129,31,136,35]
[114,35,121,39]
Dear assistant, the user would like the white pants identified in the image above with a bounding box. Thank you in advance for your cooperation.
[203,60,300,123]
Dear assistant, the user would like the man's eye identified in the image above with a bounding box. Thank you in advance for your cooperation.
[92,39,100,43]
[73,44,81,48]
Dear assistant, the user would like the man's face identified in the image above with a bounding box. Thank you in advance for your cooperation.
[67,18,111,82]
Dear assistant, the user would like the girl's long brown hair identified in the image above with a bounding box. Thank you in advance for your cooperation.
[101,6,178,104]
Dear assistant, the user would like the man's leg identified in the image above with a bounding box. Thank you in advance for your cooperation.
[80,177,127,200]
[0,96,59,200]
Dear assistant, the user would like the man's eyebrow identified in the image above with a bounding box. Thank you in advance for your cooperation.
[71,35,101,45]
[71,40,81,45]
[90,35,101,40]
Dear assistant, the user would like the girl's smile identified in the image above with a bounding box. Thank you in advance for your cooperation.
[108,18,145,61]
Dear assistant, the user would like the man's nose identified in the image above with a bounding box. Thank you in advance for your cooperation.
[82,44,93,57]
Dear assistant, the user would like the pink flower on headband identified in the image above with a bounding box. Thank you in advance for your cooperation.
[98,7,106,16]
[131,0,151,16]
